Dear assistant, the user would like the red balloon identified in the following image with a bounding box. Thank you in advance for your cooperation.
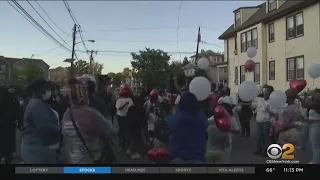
[214,106,226,119]
[157,148,169,157]
[289,79,307,93]
[215,116,231,132]
[245,60,255,72]
[207,94,218,102]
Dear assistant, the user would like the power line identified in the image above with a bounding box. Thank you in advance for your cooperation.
[26,0,72,49]
[80,25,198,32]
[92,38,196,43]
[201,41,223,49]
[200,26,223,32]
[176,1,183,61]
[62,0,89,54]
[9,0,71,52]
[34,1,68,35]
[33,40,72,57]
[79,50,195,54]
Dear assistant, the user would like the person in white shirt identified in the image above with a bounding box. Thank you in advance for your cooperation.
[116,87,133,148]
[206,96,240,164]
[251,85,275,157]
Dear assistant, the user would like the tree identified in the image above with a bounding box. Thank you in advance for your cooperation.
[122,67,131,79]
[106,72,116,79]
[183,56,189,65]
[112,73,123,87]
[168,61,184,74]
[131,48,170,89]
[67,60,103,76]
[13,62,44,83]
[90,61,103,75]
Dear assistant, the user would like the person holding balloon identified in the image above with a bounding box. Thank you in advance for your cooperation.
[206,96,240,164]
[273,89,304,149]
[252,85,275,157]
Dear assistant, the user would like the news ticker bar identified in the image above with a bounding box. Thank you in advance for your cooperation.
[15,167,256,174]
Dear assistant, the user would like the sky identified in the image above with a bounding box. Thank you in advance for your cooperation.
[0,1,263,74]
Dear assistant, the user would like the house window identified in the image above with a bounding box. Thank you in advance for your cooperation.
[286,56,304,81]
[286,13,304,39]
[234,36,238,55]
[240,28,258,52]
[235,66,238,85]
[268,0,277,11]
[240,65,245,83]
[241,33,246,52]
[269,23,275,42]
[246,31,252,49]
[254,63,260,84]
[269,61,275,80]
[235,11,241,27]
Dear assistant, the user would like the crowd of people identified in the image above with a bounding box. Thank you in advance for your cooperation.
[0,76,319,164]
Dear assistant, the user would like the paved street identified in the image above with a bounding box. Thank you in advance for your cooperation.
[9,118,311,164]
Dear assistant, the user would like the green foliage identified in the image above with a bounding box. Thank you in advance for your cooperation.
[183,56,189,65]
[112,73,123,87]
[67,60,103,76]
[13,62,44,83]
[122,67,131,79]
[130,48,170,89]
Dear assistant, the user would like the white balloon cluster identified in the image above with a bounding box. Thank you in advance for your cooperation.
[238,81,258,102]
[246,47,257,59]
[268,90,287,109]
[197,57,210,70]
[188,57,211,101]
[308,64,320,79]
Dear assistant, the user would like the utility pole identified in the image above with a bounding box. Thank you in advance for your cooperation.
[88,50,98,75]
[70,24,77,77]
[195,26,201,62]
[89,50,94,75]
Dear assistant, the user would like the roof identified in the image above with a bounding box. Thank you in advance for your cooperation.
[190,51,223,58]
[1,56,50,68]
[218,0,319,40]
[181,63,197,70]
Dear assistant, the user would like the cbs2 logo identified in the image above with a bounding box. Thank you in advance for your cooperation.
[267,144,295,159]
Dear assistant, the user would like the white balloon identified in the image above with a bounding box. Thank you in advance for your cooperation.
[269,90,287,109]
[197,58,210,70]
[246,47,257,58]
[238,81,258,102]
[308,64,320,79]
[189,76,211,101]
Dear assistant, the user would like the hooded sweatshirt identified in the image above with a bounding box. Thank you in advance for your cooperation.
[167,92,208,162]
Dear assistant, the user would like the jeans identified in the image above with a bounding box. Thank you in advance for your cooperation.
[256,121,271,154]
[300,123,309,149]
[309,123,320,164]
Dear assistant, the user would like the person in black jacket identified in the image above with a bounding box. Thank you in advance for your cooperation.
[238,96,253,139]
[0,87,21,164]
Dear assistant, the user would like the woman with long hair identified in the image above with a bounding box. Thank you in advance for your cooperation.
[21,77,60,164]
[61,79,117,164]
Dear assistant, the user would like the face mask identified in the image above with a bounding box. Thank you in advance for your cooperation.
[42,91,52,100]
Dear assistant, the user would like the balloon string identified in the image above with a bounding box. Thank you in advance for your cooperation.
[313,79,315,86]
